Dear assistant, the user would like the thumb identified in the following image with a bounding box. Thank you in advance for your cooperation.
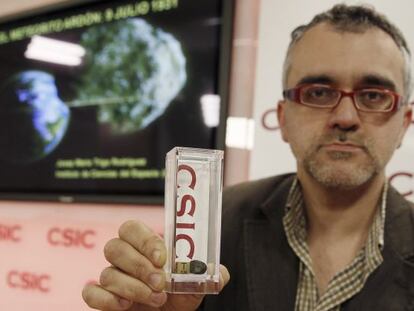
[219,264,230,290]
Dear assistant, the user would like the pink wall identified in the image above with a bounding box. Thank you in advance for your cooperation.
[0,200,163,310]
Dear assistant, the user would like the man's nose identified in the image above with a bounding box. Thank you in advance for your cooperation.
[327,95,361,131]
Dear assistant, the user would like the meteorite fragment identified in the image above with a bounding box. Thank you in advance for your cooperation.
[190,260,207,274]
[175,260,207,274]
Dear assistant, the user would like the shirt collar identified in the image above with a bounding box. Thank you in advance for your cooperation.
[284,176,387,249]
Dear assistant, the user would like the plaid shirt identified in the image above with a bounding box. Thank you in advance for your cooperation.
[283,178,387,311]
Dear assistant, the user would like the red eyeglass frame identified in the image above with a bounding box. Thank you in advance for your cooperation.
[282,84,403,113]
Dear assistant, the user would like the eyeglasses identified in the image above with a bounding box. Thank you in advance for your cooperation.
[283,84,403,112]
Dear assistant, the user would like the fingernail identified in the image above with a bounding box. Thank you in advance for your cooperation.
[150,292,166,306]
[152,249,161,264]
[119,298,131,308]
[149,273,162,288]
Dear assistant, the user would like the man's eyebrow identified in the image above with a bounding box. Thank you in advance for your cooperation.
[295,74,398,91]
[358,75,397,91]
[296,75,335,86]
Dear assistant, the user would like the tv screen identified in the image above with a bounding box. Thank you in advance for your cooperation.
[0,0,233,204]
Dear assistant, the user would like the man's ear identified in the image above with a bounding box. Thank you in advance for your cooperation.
[277,100,289,143]
[396,103,412,148]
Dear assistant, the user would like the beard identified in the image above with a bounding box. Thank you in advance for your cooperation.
[302,130,384,189]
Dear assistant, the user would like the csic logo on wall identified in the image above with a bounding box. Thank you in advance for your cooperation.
[47,227,96,249]
[7,270,51,293]
[0,224,22,242]
[389,172,413,198]
[261,108,279,131]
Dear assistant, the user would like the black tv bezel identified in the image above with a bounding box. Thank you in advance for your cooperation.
[0,0,234,205]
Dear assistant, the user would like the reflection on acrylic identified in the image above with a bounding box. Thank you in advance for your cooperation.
[0,70,70,162]
[76,18,187,133]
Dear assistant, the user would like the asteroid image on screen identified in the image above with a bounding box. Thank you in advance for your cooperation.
[76,18,187,133]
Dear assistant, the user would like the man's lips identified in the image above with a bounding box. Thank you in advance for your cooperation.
[321,143,364,152]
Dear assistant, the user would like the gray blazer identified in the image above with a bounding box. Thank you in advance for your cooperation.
[201,174,414,310]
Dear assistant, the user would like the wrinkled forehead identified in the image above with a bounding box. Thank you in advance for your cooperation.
[286,23,406,92]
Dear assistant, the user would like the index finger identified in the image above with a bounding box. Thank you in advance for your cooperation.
[118,220,166,268]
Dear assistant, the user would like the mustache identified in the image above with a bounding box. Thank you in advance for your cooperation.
[316,130,369,152]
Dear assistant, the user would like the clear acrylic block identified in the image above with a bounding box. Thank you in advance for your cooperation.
[164,147,224,294]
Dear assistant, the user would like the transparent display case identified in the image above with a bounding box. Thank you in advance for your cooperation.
[164,147,224,294]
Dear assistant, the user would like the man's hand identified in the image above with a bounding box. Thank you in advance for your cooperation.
[82,220,230,311]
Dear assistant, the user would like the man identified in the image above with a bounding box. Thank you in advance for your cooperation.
[83,4,414,310]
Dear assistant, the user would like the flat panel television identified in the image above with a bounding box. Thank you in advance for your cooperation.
[0,0,233,204]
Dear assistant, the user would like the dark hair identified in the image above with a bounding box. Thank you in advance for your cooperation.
[283,4,412,101]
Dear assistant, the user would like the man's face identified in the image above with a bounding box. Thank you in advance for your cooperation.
[278,23,412,189]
